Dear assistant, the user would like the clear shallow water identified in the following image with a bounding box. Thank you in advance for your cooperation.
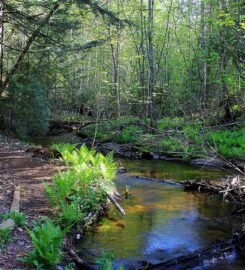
[78,161,242,269]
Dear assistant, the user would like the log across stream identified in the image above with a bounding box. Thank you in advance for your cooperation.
[77,159,245,269]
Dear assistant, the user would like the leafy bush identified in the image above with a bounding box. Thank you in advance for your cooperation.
[45,170,78,205]
[25,219,63,269]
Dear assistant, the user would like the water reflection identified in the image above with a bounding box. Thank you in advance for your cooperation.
[119,159,228,181]
[79,174,232,265]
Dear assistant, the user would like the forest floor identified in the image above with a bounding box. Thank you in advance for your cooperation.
[0,134,63,269]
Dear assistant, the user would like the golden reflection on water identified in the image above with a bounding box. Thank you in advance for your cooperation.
[79,161,231,264]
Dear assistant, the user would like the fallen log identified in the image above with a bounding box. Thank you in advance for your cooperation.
[134,175,183,186]
[106,192,125,215]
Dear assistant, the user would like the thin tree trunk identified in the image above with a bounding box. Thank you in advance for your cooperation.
[0,0,4,87]
[200,0,207,109]
[148,0,154,126]
[140,0,146,119]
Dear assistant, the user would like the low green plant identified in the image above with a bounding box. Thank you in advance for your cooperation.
[80,187,105,212]
[206,128,245,158]
[158,137,180,152]
[183,123,202,145]
[45,170,78,205]
[157,117,183,130]
[114,125,142,143]
[96,252,115,270]
[24,219,63,269]
[46,144,116,228]
[1,211,27,227]
[58,202,84,229]
[0,228,11,246]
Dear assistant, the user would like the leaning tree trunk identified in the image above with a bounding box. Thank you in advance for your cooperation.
[0,2,60,96]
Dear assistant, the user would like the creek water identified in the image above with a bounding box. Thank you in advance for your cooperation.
[78,160,244,269]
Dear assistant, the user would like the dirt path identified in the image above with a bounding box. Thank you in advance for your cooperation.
[0,136,62,269]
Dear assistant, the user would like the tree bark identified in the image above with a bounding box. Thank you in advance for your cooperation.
[148,0,154,126]
[200,0,207,109]
[0,0,4,87]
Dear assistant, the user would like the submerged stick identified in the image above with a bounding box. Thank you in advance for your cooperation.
[106,192,125,215]
[134,175,183,186]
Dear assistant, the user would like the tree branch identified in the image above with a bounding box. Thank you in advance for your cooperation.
[0,2,60,96]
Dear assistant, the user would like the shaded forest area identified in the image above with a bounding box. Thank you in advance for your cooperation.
[0,0,244,137]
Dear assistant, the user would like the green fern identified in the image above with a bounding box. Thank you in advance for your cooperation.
[24,219,63,268]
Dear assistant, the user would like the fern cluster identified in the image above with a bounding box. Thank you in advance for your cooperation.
[24,219,63,269]
[206,128,245,158]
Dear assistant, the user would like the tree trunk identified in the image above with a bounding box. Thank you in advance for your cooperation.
[0,0,4,87]
[140,0,146,119]
[200,0,207,109]
[148,0,154,126]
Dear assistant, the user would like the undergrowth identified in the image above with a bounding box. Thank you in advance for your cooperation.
[24,144,117,269]
[0,228,11,246]
[24,219,63,269]
[206,128,245,158]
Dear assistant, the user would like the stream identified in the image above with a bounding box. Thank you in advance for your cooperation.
[78,160,244,269]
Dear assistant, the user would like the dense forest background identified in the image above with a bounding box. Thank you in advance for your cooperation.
[0,0,244,136]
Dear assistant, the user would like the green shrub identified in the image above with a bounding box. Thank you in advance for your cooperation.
[25,219,63,269]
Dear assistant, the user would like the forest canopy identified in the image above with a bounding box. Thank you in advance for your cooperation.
[0,0,244,135]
